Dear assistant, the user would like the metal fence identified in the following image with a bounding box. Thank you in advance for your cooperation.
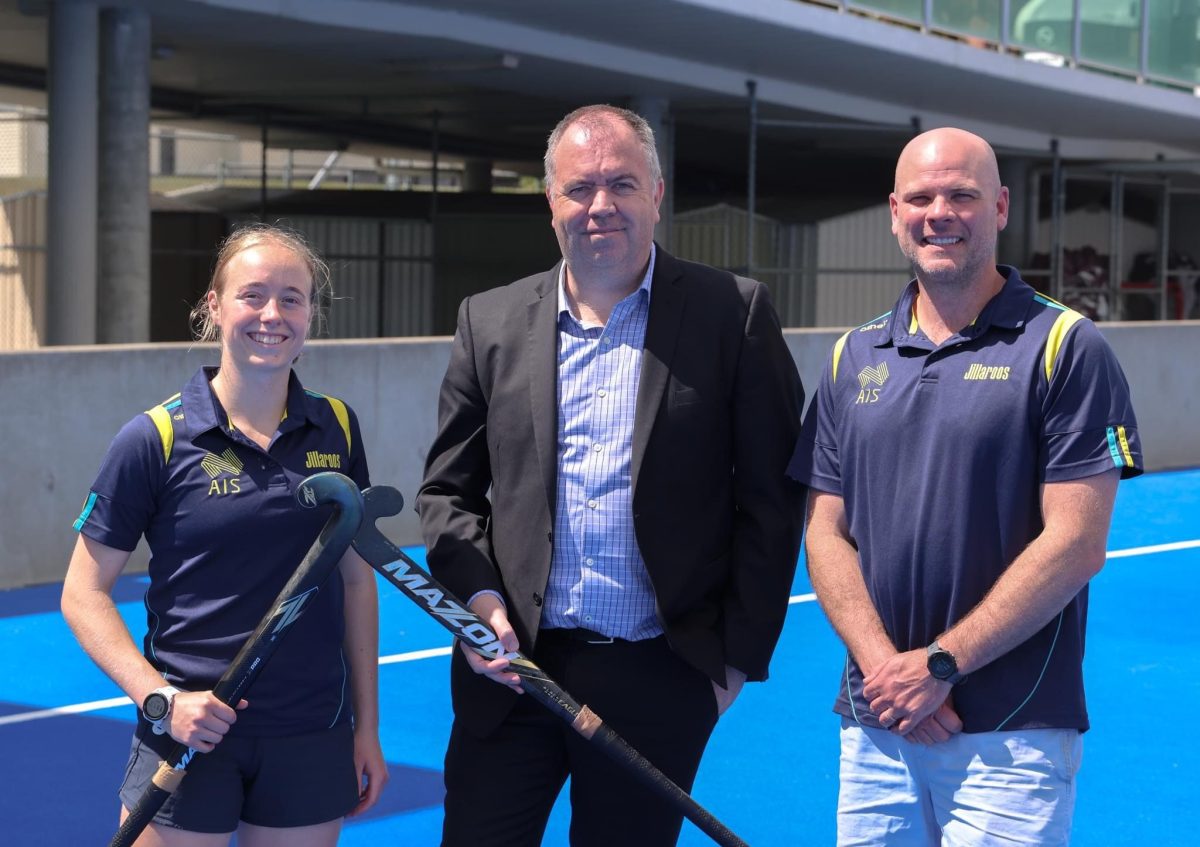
[674,203,910,328]
[0,191,46,350]
[233,215,435,339]
[674,204,815,325]
[0,111,47,197]
[0,109,468,198]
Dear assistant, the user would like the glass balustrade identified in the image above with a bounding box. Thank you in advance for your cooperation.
[932,0,1003,43]
[838,0,1200,89]
[848,1,924,25]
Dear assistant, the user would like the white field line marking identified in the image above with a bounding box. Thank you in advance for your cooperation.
[0,647,456,726]
[783,540,1200,606]
[8,538,1196,725]
[0,696,131,726]
[1104,539,1200,559]
[379,645,453,665]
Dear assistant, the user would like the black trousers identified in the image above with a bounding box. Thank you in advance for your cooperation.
[442,632,720,847]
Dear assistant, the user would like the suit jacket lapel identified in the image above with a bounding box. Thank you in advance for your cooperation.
[528,262,561,514]
[632,247,686,493]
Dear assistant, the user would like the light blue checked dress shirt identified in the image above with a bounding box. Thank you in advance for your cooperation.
[540,247,664,641]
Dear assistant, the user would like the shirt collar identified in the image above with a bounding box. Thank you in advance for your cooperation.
[882,265,1032,349]
[557,242,656,322]
[181,365,309,441]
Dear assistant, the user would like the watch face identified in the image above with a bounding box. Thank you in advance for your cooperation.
[143,692,169,721]
[928,651,957,680]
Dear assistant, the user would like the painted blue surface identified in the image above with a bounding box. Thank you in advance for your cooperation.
[1,471,1196,845]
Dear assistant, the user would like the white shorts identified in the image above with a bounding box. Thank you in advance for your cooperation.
[837,717,1082,846]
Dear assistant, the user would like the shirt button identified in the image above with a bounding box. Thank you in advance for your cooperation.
[593,443,602,452]
[585,557,594,566]
[587,499,598,509]
[602,337,612,346]
[597,389,607,398]
[584,615,593,622]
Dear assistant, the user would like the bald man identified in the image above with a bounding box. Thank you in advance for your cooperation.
[787,128,1143,845]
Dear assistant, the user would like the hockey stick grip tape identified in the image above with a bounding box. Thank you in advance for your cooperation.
[150,761,186,793]
[571,705,603,740]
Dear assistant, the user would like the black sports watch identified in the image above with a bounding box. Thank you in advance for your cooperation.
[926,641,966,685]
[142,685,180,733]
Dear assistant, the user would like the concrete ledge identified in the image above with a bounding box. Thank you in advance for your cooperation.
[2,323,1195,590]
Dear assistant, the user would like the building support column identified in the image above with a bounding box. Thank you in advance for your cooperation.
[45,0,98,345]
[462,158,493,193]
[97,5,151,343]
[630,96,672,252]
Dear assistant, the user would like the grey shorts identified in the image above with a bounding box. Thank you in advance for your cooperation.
[119,721,359,833]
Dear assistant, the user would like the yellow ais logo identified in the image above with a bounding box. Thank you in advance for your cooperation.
[208,477,241,496]
[855,363,889,405]
[202,448,245,496]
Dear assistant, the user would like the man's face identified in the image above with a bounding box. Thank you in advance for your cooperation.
[889,133,1009,289]
[546,120,664,281]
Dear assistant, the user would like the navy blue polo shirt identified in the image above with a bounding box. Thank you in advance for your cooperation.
[74,366,370,736]
[789,267,1142,733]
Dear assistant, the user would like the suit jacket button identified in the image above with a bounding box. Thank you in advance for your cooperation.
[532,592,542,606]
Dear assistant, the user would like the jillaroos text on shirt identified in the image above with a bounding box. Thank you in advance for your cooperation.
[305,451,342,469]
[963,363,1011,381]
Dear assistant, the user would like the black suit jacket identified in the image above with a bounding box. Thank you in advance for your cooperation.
[417,247,805,737]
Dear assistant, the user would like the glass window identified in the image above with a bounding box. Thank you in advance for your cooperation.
[1078,0,1141,72]
[933,0,1002,42]
[1010,0,1142,69]
[1010,0,1075,55]
[1147,2,1200,86]
[849,1,925,24]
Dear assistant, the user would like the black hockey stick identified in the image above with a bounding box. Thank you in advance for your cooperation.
[109,472,364,847]
[353,485,750,847]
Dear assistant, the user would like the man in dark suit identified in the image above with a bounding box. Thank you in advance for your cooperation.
[416,104,805,846]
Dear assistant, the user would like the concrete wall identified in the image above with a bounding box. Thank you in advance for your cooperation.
[0,338,450,591]
[2,322,1197,590]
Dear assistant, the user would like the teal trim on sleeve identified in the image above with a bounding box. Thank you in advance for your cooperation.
[72,491,99,532]
[1106,426,1126,469]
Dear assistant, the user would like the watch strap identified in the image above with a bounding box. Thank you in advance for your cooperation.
[143,685,180,735]
[926,641,966,685]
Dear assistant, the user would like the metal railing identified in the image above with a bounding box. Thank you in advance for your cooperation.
[808,0,1200,90]
[0,190,47,350]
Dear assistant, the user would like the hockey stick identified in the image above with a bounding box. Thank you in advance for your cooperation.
[353,485,750,847]
[109,472,364,847]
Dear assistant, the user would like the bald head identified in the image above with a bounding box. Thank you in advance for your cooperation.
[894,128,1001,196]
[889,127,1009,291]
